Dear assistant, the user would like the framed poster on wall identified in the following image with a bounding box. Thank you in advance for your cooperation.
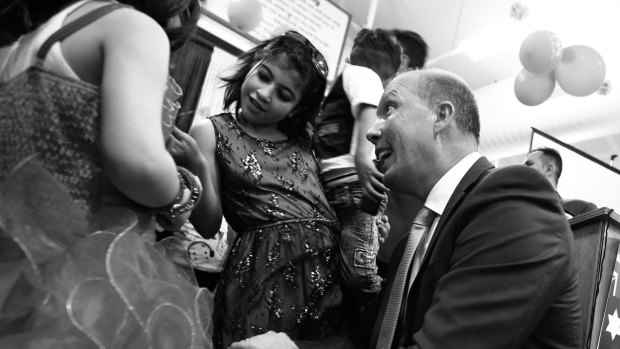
[203,0,351,82]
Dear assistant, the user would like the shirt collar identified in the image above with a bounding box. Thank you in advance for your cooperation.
[425,152,481,215]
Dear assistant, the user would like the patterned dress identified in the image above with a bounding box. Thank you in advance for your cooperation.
[211,113,347,348]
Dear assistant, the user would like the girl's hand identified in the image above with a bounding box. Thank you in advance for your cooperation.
[166,127,206,172]
[376,214,390,245]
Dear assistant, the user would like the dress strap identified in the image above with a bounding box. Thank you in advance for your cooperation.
[36,2,129,61]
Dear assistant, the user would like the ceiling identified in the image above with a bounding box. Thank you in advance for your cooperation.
[334,0,620,168]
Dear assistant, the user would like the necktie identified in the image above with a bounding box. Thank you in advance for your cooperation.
[376,206,436,349]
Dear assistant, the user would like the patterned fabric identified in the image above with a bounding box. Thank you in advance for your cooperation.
[210,113,347,348]
[0,160,212,349]
[0,1,181,226]
[0,65,102,216]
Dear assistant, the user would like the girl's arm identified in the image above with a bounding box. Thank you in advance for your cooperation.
[98,9,180,207]
[183,119,223,238]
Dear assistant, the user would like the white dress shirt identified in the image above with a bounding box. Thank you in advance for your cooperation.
[408,152,482,288]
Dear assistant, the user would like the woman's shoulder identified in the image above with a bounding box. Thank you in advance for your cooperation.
[90,5,167,40]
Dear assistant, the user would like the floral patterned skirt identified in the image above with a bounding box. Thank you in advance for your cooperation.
[213,218,348,348]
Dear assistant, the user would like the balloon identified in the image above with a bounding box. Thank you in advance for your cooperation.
[228,0,263,32]
[555,45,606,97]
[514,69,555,106]
[519,30,563,74]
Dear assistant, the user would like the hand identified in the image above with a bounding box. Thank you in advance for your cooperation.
[230,331,298,349]
[166,127,206,172]
[155,187,193,231]
[376,214,390,245]
[355,157,386,203]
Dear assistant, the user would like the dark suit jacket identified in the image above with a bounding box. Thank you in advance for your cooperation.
[562,197,597,218]
[367,157,582,349]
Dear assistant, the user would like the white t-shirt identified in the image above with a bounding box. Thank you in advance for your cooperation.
[318,64,384,173]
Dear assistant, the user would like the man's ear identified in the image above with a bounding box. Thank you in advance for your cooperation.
[434,101,455,131]
[545,163,556,178]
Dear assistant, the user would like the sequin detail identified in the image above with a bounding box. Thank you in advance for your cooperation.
[288,151,309,182]
[216,133,233,164]
[242,151,263,183]
[209,114,344,349]
[265,194,285,218]
[258,139,280,161]
[265,285,284,318]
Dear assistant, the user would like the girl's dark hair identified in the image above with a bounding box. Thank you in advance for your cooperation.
[221,33,328,139]
[0,0,201,50]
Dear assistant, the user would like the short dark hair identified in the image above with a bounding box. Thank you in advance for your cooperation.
[417,69,480,143]
[530,147,563,181]
[221,32,328,139]
[350,28,401,83]
[392,29,428,70]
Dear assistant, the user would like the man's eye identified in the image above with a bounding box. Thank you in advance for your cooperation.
[386,105,395,113]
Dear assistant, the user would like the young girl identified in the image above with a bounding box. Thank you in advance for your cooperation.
[170,31,351,348]
[0,0,207,347]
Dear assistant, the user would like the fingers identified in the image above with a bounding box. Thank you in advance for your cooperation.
[376,214,390,245]
[363,177,387,201]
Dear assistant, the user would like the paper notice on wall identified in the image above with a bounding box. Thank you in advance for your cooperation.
[204,0,350,81]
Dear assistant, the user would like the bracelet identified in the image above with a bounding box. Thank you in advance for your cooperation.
[158,166,203,221]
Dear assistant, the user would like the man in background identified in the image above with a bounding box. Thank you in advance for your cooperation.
[524,146,597,218]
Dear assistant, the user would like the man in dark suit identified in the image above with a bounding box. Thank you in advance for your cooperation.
[361,69,582,348]
[523,147,597,218]
[227,69,582,349]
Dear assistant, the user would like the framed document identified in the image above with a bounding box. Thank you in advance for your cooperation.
[202,0,351,82]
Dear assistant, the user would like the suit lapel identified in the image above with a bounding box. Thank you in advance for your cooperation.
[410,157,495,291]
[432,157,495,237]
[374,157,495,347]
[399,157,495,343]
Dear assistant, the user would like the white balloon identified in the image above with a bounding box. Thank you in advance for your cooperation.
[514,69,555,106]
[228,0,263,32]
[555,45,606,97]
[519,30,563,74]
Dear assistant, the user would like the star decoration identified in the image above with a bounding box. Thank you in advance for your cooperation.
[607,309,620,340]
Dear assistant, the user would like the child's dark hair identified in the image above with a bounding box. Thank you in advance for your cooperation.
[350,28,401,83]
[221,32,328,139]
[391,29,428,69]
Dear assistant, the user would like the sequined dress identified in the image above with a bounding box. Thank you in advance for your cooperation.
[0,2,210,348]
[211,113,347,348]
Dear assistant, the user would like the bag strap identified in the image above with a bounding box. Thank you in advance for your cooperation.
[37,3,129,61]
